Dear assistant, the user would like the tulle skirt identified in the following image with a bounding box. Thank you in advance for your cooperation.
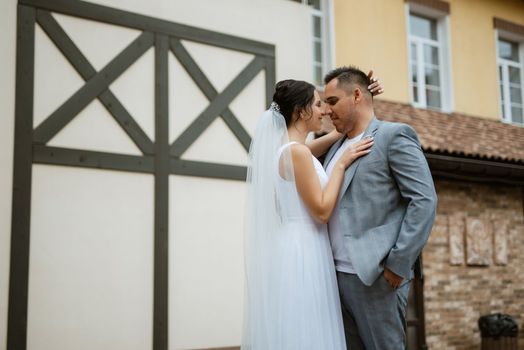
[242,220,347,350]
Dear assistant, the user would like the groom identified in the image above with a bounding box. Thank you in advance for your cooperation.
[322,66,437,349]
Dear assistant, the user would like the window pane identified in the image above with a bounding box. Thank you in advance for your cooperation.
[511,106,523,123]
[498,39,519,62]
[425,67,440,87]
[314,65,322,85]
[411,43,417,61]
[499,65,505,104]
[313,16,321,39]
[424,45,439,65]
[502,103,506,119]
[410,14,437,40]
[307,0,321,10]
[509,66,521,84]
[511,87,522,104]
[413,85,419,103]
[411,63,418,83]
[426,88,441,108]
[314,41,322,63]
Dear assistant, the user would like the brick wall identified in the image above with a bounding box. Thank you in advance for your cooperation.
[423,180,524,349]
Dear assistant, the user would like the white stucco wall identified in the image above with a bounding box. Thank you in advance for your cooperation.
[0,1,312,349]
[28,166,155,350]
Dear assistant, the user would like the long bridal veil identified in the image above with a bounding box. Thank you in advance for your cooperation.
[241,104,303,349]
[241,104,347,350]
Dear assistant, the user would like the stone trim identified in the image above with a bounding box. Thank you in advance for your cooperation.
[193,347,239,350]
[494,17,524,37]
[405,0,450,14]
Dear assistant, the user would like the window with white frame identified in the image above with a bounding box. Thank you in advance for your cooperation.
[407,5,452,112]
[290,0,333,86]
[497,37,523,124]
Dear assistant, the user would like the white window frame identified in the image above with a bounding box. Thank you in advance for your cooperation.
[496,29,524,125]
[289,0,335,87]
[405,3,453,112]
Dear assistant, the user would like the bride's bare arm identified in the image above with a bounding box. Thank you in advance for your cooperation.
[290,138,373,224]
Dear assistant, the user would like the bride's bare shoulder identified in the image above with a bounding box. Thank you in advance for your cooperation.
[289,143,311,156]
[289,143,313,165]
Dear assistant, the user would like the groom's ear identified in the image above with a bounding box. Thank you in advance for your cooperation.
[354,87,363,103]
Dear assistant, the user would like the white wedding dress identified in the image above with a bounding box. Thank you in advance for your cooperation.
[270,142,347,350]
[242,107,346,350]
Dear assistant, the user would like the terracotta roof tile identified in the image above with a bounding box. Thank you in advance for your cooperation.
[374,99,524,163]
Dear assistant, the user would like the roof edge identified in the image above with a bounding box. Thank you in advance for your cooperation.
[425,151,524,186]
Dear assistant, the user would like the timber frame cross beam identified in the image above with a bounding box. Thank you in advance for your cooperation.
[9,0,275,349]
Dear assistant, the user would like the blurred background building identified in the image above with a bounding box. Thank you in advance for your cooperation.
[1,0,523,349]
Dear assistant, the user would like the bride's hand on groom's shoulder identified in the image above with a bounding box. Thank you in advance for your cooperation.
[337,137,374,169]
[367,70,384,96]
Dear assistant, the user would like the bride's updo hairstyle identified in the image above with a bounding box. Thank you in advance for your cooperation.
[272,79,316,127]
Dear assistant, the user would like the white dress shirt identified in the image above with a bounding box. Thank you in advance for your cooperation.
[326,132,364,274]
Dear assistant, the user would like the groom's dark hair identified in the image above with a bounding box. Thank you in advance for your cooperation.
[324,66,372,98]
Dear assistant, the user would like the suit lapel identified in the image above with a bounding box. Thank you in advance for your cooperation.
[323,136,345,170]
[338,117,381,203]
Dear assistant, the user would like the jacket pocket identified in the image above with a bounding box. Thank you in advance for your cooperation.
[367,220,402,264]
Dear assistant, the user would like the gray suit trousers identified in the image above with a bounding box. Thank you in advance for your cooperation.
[336,272,410,350]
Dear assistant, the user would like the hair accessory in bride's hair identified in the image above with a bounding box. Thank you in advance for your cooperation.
[269,102,280,113]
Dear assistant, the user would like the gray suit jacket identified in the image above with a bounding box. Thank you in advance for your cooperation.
[324,117,437,286]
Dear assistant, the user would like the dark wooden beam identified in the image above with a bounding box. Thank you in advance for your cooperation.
[153,33,169,350]
[36,10,155,155]
[170,56,265,157]
[33,31,154,144]
[20,0,275,57]
[8,5,36,350]
[33,145,154,173]
[170,38,252,152]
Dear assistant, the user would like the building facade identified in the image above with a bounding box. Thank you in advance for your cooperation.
[335,0,524,348]
[1,0,524,350]
[0,0,313,349]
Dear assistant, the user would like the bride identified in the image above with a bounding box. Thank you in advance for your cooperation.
[242,77,381,349]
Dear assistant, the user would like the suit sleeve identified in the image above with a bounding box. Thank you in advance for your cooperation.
[384,124,437,279]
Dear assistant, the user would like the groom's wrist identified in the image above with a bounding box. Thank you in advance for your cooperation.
[384,262,408,280]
